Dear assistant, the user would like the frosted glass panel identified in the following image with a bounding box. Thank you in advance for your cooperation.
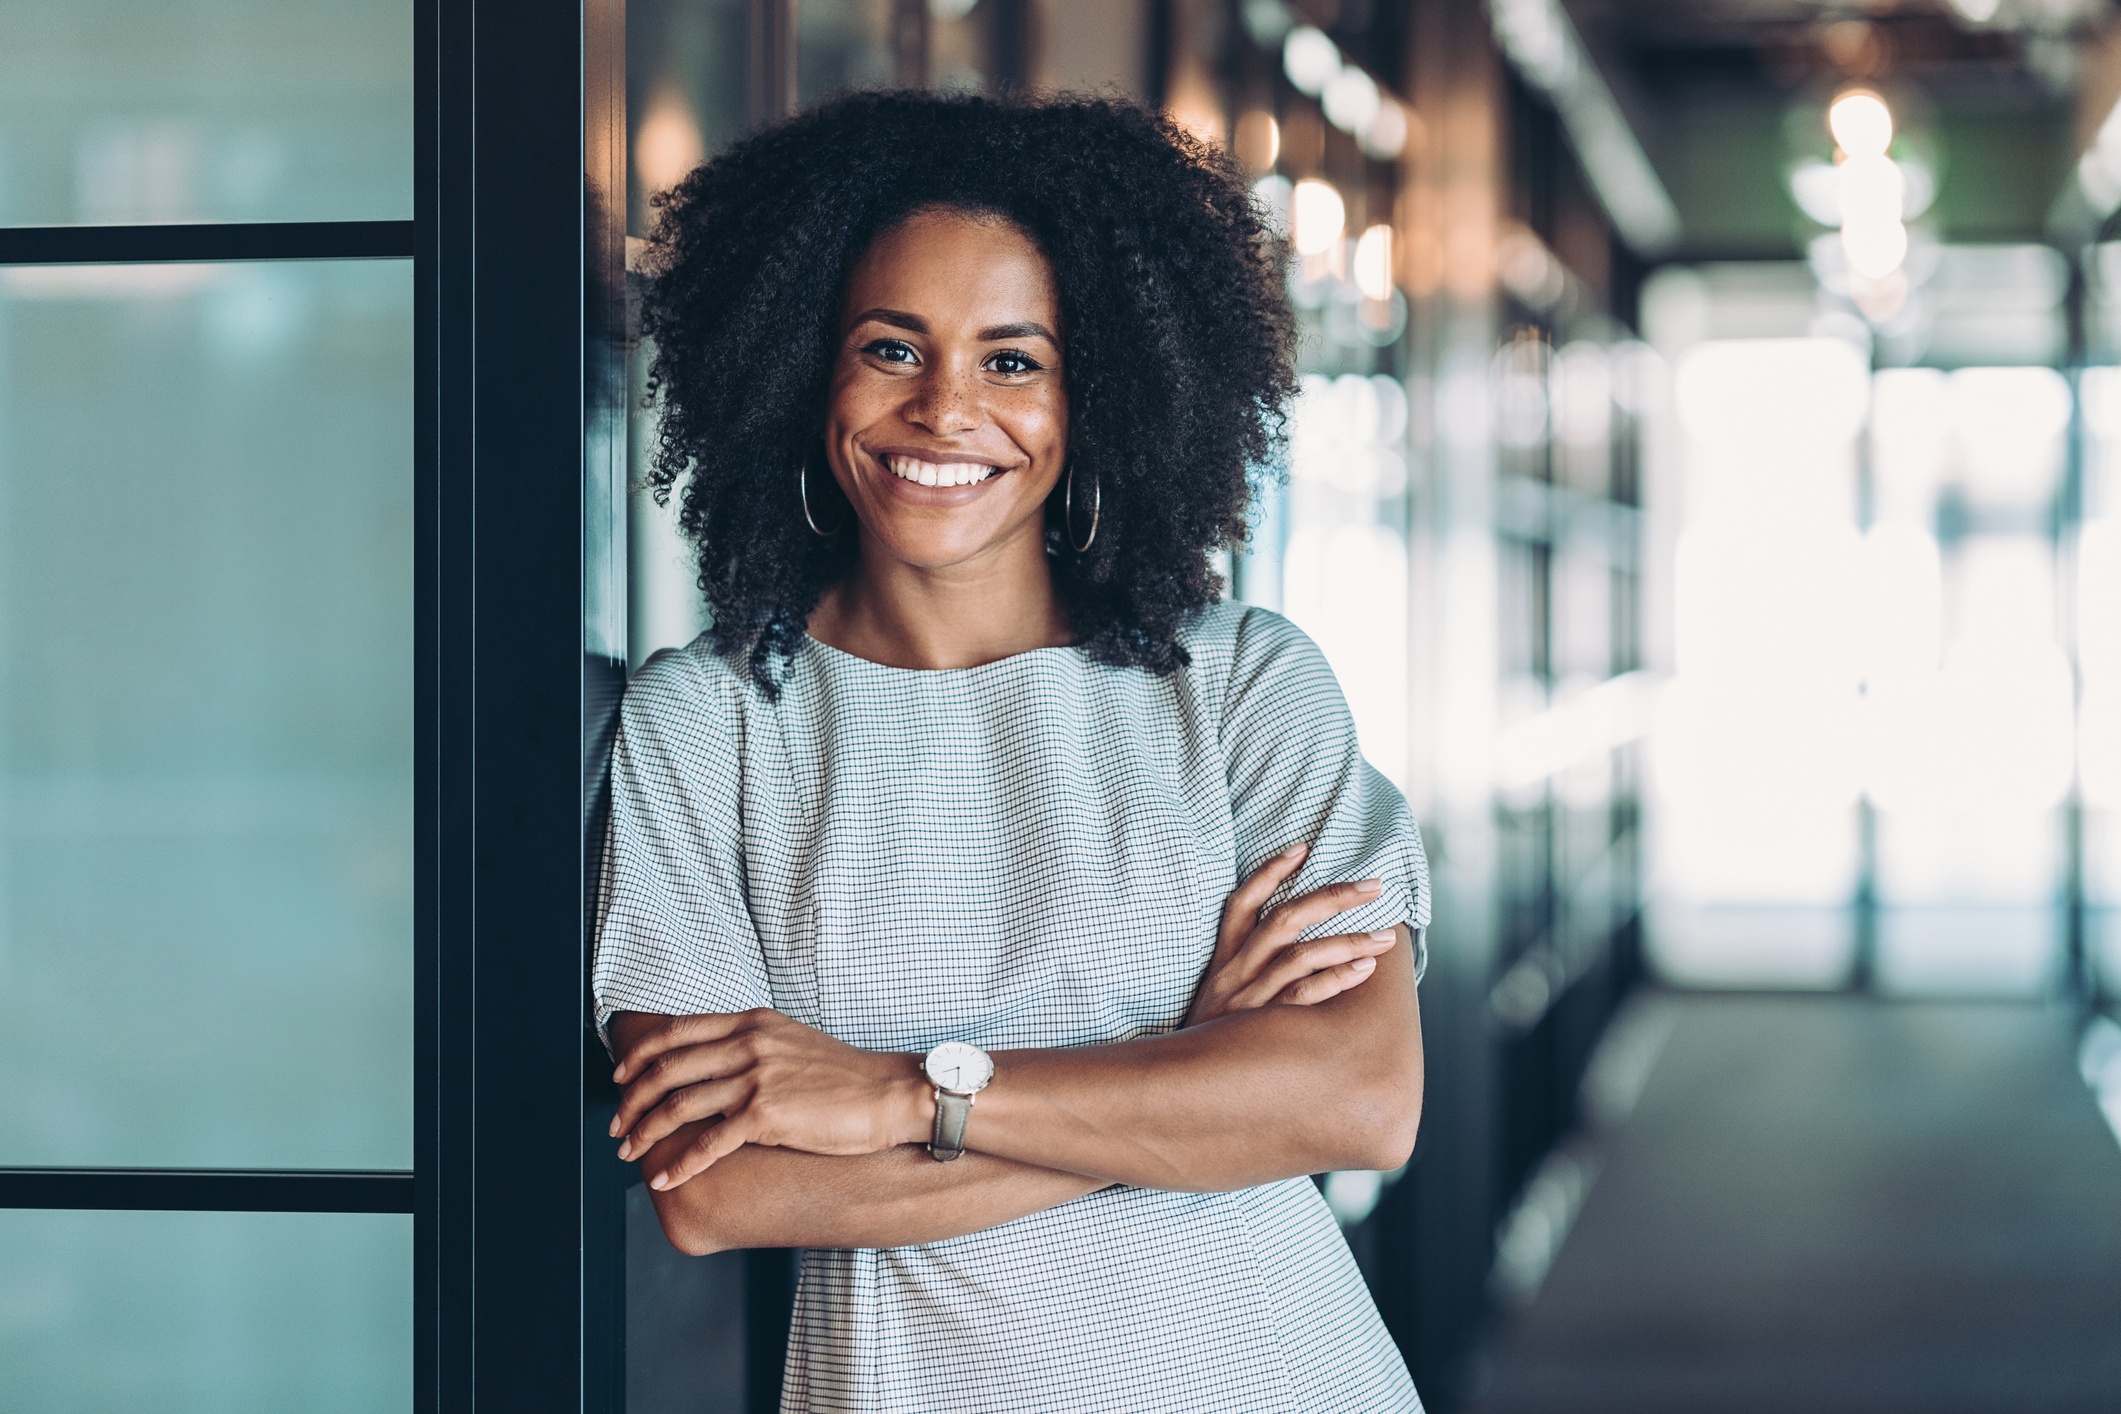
[0,1,411,225]
[0,260,412,1166]
[0,1208,410,1413]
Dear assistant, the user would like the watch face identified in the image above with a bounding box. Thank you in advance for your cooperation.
[924,1041,993,1094]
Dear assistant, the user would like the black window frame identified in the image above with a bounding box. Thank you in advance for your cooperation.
[0,2,626,1409]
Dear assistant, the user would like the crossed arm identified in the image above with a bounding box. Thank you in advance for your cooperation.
[608,846,1425,1256]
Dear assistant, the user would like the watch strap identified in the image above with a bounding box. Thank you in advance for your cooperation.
[928,1089,973,1161]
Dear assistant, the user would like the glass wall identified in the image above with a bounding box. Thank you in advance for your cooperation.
[0,261,414,1170]
[0,1209,411,1411]
[0,4,415,1410]
[0,0,412,226]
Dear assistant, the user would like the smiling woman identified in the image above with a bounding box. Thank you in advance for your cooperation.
[807,208,1076,669]
[599,91,1432,1413]
[636,91,1297,688]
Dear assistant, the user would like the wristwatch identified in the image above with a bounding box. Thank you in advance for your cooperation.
[922,1040,995,1162]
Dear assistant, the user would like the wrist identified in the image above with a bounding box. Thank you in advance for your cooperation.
[884,1053,936,1147]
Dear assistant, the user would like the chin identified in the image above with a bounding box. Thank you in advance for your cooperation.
[871,526,1017,570]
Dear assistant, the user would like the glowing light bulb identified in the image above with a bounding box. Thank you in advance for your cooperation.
[1292,179,1346,256]
[634,85,705,195]
[1841,218,1907,280]
[1361,101,1410,160]
[1828,90,1894,159]
[1322,67,1380,136]
[1354,224,1395,300]
[1835,152,1905,228]
[1234,110,1280,172]
[1283,27,1341,97]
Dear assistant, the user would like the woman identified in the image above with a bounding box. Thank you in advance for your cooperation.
[594,91,1431,1412]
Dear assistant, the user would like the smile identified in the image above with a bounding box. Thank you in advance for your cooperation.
[885,454,1004,488]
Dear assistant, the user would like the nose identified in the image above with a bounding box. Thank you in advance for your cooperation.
[904,362,983,437]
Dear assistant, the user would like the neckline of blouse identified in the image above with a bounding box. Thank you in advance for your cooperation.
[800,633,1085,678]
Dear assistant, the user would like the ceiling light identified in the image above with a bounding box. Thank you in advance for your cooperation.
[1235,110,1280,172]
[1829,90,1894,159]
[1842,218,1908,280]
[1292,179,1345,256]
[1283,26,1341,97]
[1354,224,1395,301]
[1322,67,1380,136]
[1361,101,1411,160]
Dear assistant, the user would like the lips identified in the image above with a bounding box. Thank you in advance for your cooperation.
[884,454,1005,488]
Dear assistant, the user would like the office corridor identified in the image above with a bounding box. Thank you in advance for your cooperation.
[1477,995,2121,1414]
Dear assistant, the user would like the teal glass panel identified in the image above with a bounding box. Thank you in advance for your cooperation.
[0,1,411,225]
[0,1208,410,1413]
[0,260,413,1167]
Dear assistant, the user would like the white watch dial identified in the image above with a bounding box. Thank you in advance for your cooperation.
[924,1041,993,1095]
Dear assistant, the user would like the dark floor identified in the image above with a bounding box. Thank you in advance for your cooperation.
[1474,995,2121,1414]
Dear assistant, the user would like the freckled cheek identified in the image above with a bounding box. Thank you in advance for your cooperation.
[995,391,1069,475]
[825,375,895,482]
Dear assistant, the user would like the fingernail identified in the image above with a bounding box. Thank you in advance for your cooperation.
[649,1173,666,1190]
[1368,930,1396,944]
[1357,878,1383,894]
[1351,957,1376,972]
[1281,841,1308,858]
[617,1141,630,1160]
[608,1119,621,1137]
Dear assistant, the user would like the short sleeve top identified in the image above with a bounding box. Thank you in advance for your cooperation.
[593,600,1428,1414]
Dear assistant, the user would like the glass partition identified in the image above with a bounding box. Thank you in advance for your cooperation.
[0,0,412,226]
[0,1208,411,1412]
[0,259,414,1167]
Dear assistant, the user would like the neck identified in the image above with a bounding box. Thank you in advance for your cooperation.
[810,521,1072,671]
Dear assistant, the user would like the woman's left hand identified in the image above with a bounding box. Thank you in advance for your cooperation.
[610,1009,927,1191]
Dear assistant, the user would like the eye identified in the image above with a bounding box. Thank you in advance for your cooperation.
[986,349,1043,376]
[863,338,919,365]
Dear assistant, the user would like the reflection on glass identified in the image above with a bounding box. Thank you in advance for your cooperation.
[628,0,748,235]
[0,0,411,226]
[0,1209,410,1413]
[0,260,413,1167]
[799,0,897,106]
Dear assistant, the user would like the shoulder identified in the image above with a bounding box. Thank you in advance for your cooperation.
[617,635,759,749]
[1179,600,1337,703]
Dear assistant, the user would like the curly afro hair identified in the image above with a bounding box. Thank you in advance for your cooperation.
[638,89,1297,690]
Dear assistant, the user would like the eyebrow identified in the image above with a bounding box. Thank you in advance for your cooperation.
[847,308,1059,345]
[976,319,1059,344]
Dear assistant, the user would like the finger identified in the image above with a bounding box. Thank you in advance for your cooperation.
[620,1076,750,1159]
[611,1033,757,1137]
[1216,879,1388,997]
[614,1009,762,1084]
[1228,929,1395,1011]
[648,1112,753,1190]
[1251,877,1386,952]
[1220,842,1309,937]
[1272,956,1379,1007]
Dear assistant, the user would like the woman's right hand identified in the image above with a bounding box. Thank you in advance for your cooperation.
[1184,842,1401,1026]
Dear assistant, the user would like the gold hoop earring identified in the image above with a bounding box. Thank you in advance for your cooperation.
[799,458,844,537]
[1065,462,1100,554]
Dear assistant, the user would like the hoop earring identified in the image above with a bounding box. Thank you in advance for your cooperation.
[1064,462,1100,554]
[799,458,844,537]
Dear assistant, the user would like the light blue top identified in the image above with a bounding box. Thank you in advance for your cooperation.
[594,601,1429,1413]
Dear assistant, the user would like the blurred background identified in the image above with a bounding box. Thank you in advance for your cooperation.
[3,0,2121,1411]
[619,2,2121,1406]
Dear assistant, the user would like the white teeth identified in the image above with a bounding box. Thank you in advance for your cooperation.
[885,455,998,488]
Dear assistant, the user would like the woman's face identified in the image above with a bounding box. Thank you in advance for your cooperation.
[825,207,1068,573]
